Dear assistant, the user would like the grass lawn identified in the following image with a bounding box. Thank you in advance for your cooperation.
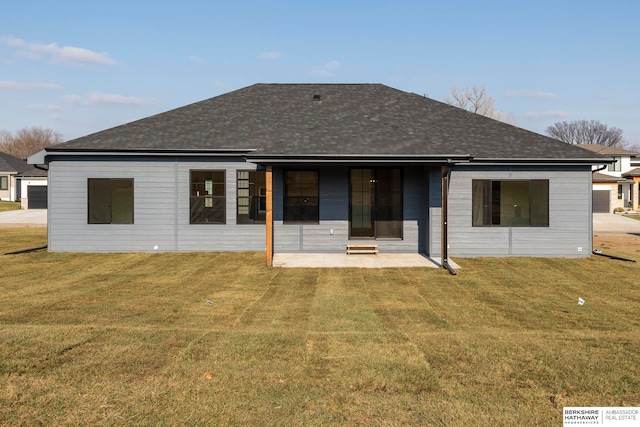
[0,201,20,212]
[1,228,639,426]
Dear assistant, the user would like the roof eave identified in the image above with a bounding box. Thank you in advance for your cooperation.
[468,157,616,166]
[247,154,474,164]
[39,148,258,159]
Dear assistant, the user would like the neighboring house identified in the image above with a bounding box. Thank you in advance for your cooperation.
[29,84,608,262]
[0,152,48,209]
[575,144,638,212]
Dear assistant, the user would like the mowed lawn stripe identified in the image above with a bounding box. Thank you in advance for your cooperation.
[462,257,640,332]
[304,268,440,405]
[364,268,454,332]
[232,268,317,332]
[308,269,385,333]
[2,229,640,426]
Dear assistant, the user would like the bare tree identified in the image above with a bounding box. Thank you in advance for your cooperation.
[545,120,624,146]
[443,84,516,124]
[0,126,63,159]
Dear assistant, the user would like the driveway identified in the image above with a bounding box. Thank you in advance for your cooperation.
[0,209,47,226]
[593,213,640,235]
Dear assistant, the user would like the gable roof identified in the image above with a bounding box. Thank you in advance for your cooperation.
[0,151,46,176]
[48,84,606,163]
[576,144,637,156]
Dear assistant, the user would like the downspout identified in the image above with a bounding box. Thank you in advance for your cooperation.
[593,164,607,174]
[441,164,456,275]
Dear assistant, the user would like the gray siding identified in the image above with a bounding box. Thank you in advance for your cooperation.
[273,165,427,253]
[50,161,429,254]
[48,158,592,258]
[428,168,442,258]
[446,166,592,258]
[48,158,265,252]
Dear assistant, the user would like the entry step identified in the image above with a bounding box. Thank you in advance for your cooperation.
[346,244,378,255]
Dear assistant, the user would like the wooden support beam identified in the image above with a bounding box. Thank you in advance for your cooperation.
[265,165,273,266]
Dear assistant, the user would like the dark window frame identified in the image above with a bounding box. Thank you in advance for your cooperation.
[237,169,266,224]
[0,176,7,191]
[190,170,226,224]
[283,169,319,224]
[87,178,134,224]
[472,179,549,227]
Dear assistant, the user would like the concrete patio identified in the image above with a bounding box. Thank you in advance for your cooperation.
[273,252,460,269]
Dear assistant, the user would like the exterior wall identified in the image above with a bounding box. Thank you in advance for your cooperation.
[593,182,628,211]
[48,157,264,252]
[19,177,48,209]
[447,166,592,258]
[47,158,594,258]
[598,155,632,178]
[272,165,428,253]
[594,154,636,210]
[0,174,17,201]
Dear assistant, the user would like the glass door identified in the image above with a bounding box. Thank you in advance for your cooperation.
[350,168,403,239]
[350,168,375,238]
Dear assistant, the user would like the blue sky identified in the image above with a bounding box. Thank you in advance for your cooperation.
[1,0,639,145]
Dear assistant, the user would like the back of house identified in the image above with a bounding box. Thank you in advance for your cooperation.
[29,83,608,262]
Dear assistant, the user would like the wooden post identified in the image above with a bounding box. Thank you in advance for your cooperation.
[265,165,273,266]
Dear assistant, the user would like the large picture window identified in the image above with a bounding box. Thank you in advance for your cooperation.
[88,178,134,224]
[284,170,319,223]
[190,170,225,224]
[237,170,266,224]
[472,180,549,227]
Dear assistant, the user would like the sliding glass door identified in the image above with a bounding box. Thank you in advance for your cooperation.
[349,168,402,239]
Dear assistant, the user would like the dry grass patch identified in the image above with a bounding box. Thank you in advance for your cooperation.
[1,228,640,425]
[594,234,640,259]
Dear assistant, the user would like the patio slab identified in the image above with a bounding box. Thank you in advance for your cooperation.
[272,252,460,269]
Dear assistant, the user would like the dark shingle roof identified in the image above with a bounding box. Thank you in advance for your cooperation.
[0,152,46,175]
[50,84,606,161]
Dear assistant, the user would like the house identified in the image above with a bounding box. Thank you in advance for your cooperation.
[29,84,609,264]
[0,152,48,209]
[575,144,638,212]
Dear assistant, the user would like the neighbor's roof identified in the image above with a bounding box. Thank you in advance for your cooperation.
[0,151,47,176]
[622,168,640,177]
[48,84,606,162]
[576,144,638,156]
[593,172,626,182]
